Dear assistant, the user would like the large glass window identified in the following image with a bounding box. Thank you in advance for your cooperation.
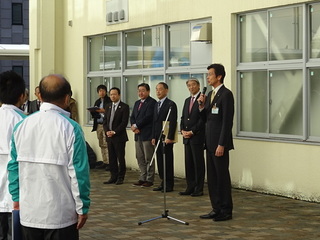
[237,4,320,142]
[269,7,303,61]
[169,23,190,67]
[104,34,121,70]
[309,69,320,137]
[310,4,320,58]
[89,36,103,72]
[239,13,268,62]
[269,70,302,135]
[125,31,142,69]
[143,28,164,68]
[87,20,212,125]
[239,71,268,133]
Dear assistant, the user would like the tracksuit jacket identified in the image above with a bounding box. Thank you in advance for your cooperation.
[7,102,90,229]
[0,104,25,213]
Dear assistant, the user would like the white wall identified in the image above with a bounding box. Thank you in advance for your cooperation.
[29,0,320,202]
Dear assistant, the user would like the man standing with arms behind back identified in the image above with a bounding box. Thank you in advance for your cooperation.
[198,63,234,222]
[179,78,205,197]
[130,83,157,187]
[8,74,91,239]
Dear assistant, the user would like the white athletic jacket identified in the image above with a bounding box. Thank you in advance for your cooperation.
[0,104,26,213]
[8,103,90,229]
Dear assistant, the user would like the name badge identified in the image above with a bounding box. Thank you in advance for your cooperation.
[211,104,219,114]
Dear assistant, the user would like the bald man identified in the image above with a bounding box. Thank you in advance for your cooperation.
[8,74,91,240]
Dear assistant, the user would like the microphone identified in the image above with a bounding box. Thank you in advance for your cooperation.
[199,87,207,105]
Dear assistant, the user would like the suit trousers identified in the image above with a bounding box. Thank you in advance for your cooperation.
[156,142,174,190]
[135,139,155,183]
[206,150,233,215]
[21,223,78,240]
[108,141,126,180]
[96,124,109,164]
[184,143,205,193]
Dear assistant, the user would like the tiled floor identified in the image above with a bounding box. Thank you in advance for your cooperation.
[80,169,320,240]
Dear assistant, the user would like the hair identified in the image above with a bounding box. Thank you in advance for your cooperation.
[39,74,71,103]
[186,78,200,85]
[97,85,108,93]
[137,83,150,91]
[157,82,169,89]
[0,70,26,105]
[207,63,226,83]
[109,87,120,95]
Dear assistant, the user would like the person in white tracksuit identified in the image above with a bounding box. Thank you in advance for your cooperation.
[0,71,26,240]
[7,74,91,240]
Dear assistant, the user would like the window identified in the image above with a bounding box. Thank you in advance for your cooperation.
[12,66,23,77]
[89,36,103,72]
[168,23,190,67]
[12,3,23,25]
[237,3,320,142]
[87,20,212,125]
[104,34,121,70]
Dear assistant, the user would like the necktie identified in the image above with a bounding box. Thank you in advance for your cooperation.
[138,101,143,111]
[109,104,116,130]
[210,90,215,104]
[189,97,195,113]
[157,101,161,113]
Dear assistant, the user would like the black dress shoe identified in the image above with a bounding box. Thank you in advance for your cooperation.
[103,178,117,184]
[153,186,163,191]
[214,214,232,222]
[179,191,192,195]
[199,210,220,219]
[115,179,124,185]
[191,191,203,197]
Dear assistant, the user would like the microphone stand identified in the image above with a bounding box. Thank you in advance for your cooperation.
[138,106,189,225]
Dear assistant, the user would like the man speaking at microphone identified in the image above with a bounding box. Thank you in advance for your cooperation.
[152,82,177,193]
[198,64,234,222]
[179,78,205,197]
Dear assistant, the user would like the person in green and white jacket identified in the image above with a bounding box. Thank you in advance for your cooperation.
[8,74,90,240]
[0,71,26,240]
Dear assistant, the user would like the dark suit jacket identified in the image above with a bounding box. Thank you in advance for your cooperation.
[201,85,234,152]
[103,101,129,143]
[180,94,205,145]
[130,96,156,141]
[152,98,177,141]
[91,97,111,132]
[28,100,40,114]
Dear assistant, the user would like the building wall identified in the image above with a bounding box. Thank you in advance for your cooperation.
[29,0,320,202]
[0,0,29,86]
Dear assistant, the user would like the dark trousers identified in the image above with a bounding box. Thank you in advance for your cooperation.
[184,143,205,193]
[206,150,233,215]
[156,142,174,190]
[108,141,126,180]
[0,213,12,240]
[21,223,78,240]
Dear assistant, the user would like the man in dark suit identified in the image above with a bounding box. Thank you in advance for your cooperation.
[180,78,205,197]
[28,86,41,114]
[198,63,234,222]
[103,87,129,185]
[130,83,157,187]
[88,85,111,170]
[152,82,177,192]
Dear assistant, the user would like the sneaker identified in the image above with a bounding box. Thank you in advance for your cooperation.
[141,182,153,187]
[132,180,145,186]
